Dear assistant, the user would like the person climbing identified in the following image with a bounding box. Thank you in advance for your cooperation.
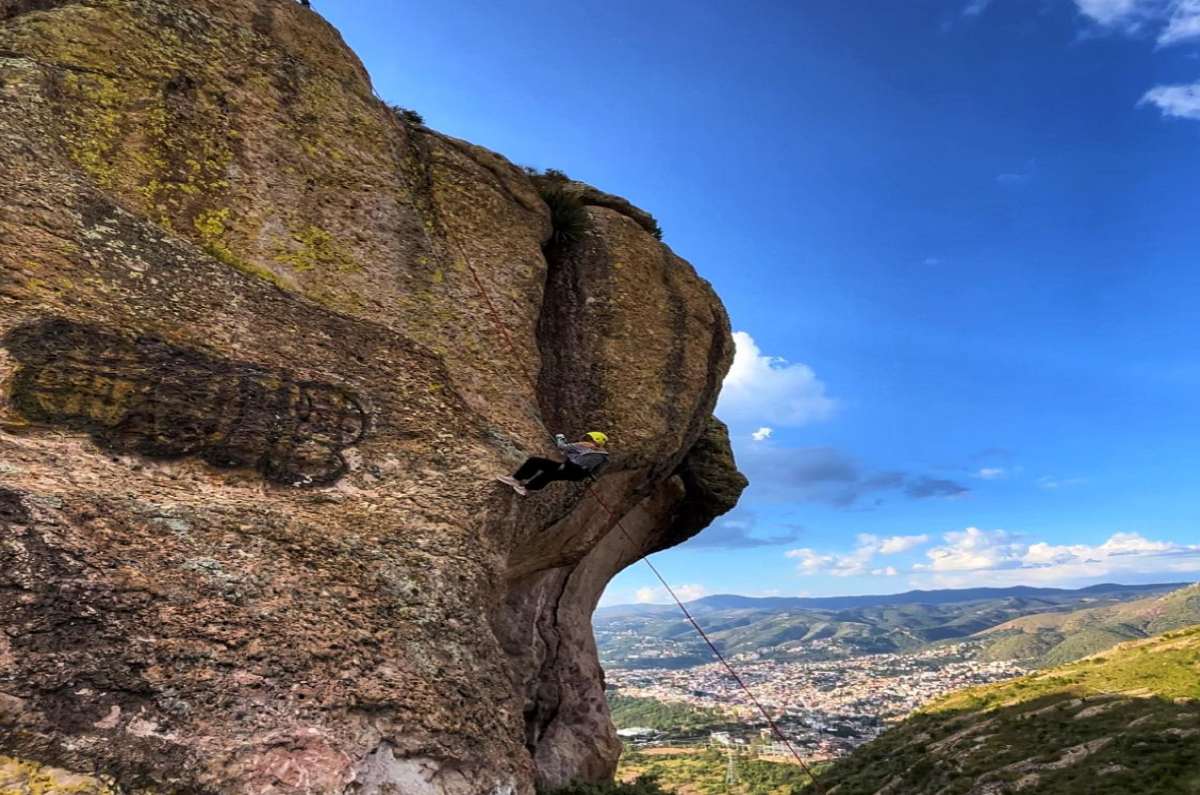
[498,432,609,495]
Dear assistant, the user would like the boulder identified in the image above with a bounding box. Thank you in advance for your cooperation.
[0,1,745,792]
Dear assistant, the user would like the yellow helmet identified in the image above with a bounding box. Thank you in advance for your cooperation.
[585,431,609,446]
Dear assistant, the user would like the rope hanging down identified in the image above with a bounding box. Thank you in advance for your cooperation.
[372,93,822,789]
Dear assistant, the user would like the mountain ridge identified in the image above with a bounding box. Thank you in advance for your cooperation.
[596,583,1192,668]
[598,582,1189,617]
[975,582,1200,667]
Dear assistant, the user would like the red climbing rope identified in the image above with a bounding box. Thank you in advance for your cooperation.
[374,96,823,790]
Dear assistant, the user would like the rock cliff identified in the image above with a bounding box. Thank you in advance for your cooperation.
[0,1,746,793]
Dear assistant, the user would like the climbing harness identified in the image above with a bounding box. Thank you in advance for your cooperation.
[372,93,825,792]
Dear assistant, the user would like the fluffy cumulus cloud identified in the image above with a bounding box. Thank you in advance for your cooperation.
[1140,82,1200,120]
[879,533,931,554]
[912,527,1200,587]
[916,527,1026,572]
[635,583,706,604]
[717,332,836,429]
[752,426,774,442]
[787,533,931,577]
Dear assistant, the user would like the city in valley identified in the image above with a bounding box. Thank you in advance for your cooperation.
[607,642,1026,761]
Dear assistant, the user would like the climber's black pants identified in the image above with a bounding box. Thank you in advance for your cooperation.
[514,457,589,491]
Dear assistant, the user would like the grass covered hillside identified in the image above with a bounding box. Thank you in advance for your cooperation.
[808,625,1200,794]
[977,583,1200,667]
[618,748,814,795]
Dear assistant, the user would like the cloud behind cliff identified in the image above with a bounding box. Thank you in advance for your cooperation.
[717,331,836,429]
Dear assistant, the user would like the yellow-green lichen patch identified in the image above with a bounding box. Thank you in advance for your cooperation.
[272,226,358,273]
[0,755,116,795]
[194,209,287,289]
[58,72,124,188]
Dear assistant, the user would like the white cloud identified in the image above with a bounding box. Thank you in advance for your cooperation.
[917,527,1026,572]
[752,426,774,442]
[1159,0,1200,44]
[879,533,931,554]
[872,566,900,576]
[635,583,706,604]
[717,331,836,428]
[1099,531,1173,554]
[912,527,1200,588]
[963,0,992,15]
[1074,0,1200,43]
[787,533,930,577]
[787,547,837,574]
[976,467,1006,480]
[634,587,657,603]
[1075,0,1151,28]
[1067,2,1200,122]
[1140,81,1200,119]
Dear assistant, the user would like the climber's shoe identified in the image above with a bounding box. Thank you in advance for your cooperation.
[496,475,527,496]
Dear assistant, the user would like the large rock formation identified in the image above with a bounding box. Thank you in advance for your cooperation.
[0,1,746,792]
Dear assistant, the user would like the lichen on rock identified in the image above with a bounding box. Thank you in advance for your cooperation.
[0,1,746,793]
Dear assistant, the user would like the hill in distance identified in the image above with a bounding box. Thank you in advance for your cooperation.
[597,582,1181,619]
[976,583,1200,667]
[595,583,1190,667]
[808,624,1200,794]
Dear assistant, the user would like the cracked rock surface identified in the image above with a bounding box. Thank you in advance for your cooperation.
[0,1,746,792]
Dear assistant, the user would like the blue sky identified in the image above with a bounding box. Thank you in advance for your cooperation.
[319,0,1200,601]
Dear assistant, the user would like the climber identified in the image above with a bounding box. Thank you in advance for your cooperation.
[497,432,609,496]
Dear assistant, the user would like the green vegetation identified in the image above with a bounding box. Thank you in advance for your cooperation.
[390,105,425,125]
[537,183,590,247]
[807,625,1200,794]
[525,167,591,247]
[618,748,815,795]
[977,583,1200,667]
[608,694,729,732]
[540,778,671,795]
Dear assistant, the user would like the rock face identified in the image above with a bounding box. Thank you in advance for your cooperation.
[0,1,746,793]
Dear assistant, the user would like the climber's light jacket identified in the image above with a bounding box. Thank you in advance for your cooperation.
[556,438,609,473]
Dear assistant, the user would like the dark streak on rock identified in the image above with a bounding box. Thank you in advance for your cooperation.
[0,487,31,525]
[3,317,369,486]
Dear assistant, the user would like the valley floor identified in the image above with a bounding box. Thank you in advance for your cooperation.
[609,640,1026,759]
